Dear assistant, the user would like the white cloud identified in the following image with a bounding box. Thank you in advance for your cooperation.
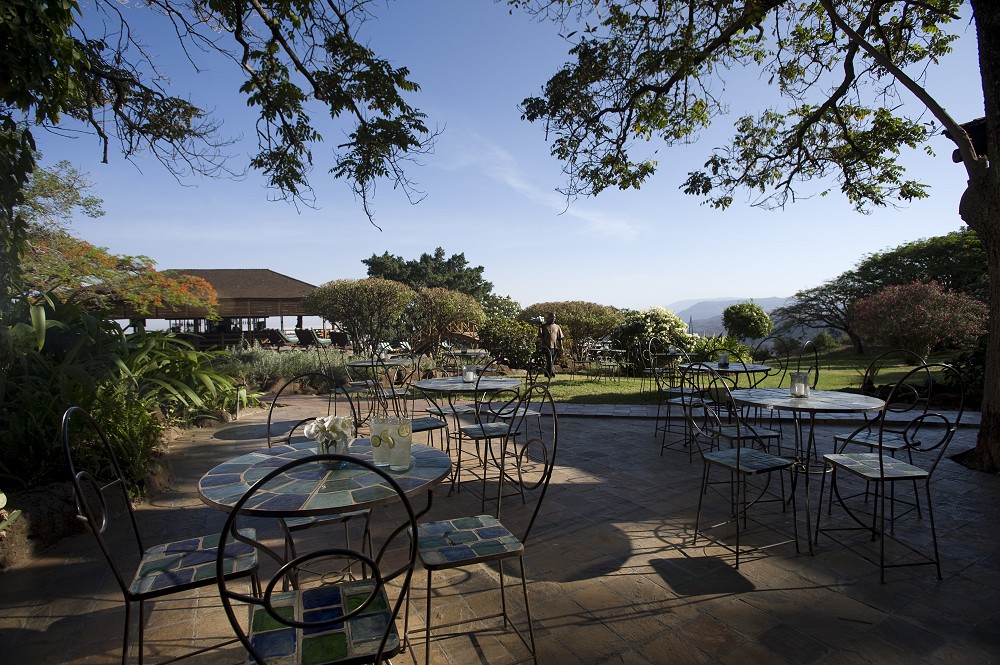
[445,131,646,239]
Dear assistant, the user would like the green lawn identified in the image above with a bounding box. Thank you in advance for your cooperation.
[546,347,952,404]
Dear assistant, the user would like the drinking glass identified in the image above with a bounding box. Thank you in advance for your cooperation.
[389,418,413,472]
[370,416,392,467]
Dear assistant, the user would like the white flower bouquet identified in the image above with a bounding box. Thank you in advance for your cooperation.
[303,415,355,457]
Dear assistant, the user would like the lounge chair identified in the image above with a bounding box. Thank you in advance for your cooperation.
[295,328,333,347]
[265,328,299,348]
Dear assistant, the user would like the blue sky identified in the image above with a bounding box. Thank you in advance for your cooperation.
[38,1,984,312]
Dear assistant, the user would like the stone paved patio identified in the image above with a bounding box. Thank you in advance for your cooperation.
[1,396,997,664]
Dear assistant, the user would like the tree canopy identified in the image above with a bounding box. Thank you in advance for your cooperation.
[722,302,773,342]
[363,248,493,302]
[302,278,414,355]
[409,287,486,354]
[853,281,987,358]
[773,228,987,352]
[1,0,435,305]
[517,0,965,211]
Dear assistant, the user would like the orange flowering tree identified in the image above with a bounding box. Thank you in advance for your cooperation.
[14,161,218,317]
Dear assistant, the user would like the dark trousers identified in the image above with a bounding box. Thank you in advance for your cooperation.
[544,347,556,378]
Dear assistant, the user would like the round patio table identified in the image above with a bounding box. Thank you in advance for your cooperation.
[198,440,452,517]
[681,361,771,389]
[346,356,414,368]
[729,388,885,553]
[413,376,521,394]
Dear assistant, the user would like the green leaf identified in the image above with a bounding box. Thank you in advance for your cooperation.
[29,304,46,350]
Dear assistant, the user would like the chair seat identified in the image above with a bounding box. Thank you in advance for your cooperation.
[702,448,793,475]
[719,424,781,442]
[460,422,511,440]
[824,453,929,480]
[411,416,448,433]
[247,580,401,663]
[417,515,523,570]
[833,431,907,451]
[497,406,541,419]
[130,529,257,596]
[426,404,474,417]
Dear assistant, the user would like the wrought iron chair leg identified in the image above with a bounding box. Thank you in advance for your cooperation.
[123,599,133,665]
[424,570,433,665]
[137,598,145,665]
[692,461,710,546]
[499,560,509,628]
[926,482,942,580]
[519,557,538,665]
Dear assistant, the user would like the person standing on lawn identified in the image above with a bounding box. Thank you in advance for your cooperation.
[538,313,563,379]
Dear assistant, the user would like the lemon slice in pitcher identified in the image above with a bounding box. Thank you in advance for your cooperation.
[383,433,395,449]
[397,422,412,437]
[370,433,382,447]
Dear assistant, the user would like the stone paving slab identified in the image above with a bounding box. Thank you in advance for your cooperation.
[1,399,996,664]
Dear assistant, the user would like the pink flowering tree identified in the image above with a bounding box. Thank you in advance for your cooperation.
[853,282,987,359]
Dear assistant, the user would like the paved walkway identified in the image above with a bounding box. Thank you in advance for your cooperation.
[1,400,996,664]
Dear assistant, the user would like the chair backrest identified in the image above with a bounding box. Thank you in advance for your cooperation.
[267,372,358,448]
[860,349,927,402]
[472,359,521,426]
[500,383,558,544]
[368,355,419,418]
[752,335,790,388]
[796,340,820,388]
[871,363,965,474]
[328,331,350,349]
[679,363,767,454]
[216,454,417,664]
[61,406,145,598]
[265,328,291,347]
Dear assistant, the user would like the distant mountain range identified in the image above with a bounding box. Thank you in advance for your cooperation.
[667,297,792,337]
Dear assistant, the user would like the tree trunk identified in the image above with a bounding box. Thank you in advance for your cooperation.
[847,330,865,354]
[964,0,1000,471]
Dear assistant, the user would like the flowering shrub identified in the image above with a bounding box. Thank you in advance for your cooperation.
[853,281,987,358]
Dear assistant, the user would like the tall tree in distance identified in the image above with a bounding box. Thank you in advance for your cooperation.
[363,248,493,301]
[852,227,988,302]
[722,302,773,342]
[516,0,1000,471]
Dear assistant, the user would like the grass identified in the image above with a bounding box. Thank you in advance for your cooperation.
[545,346,955,405]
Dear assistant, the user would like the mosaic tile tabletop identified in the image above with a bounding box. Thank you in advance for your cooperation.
[199,441,451,516]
